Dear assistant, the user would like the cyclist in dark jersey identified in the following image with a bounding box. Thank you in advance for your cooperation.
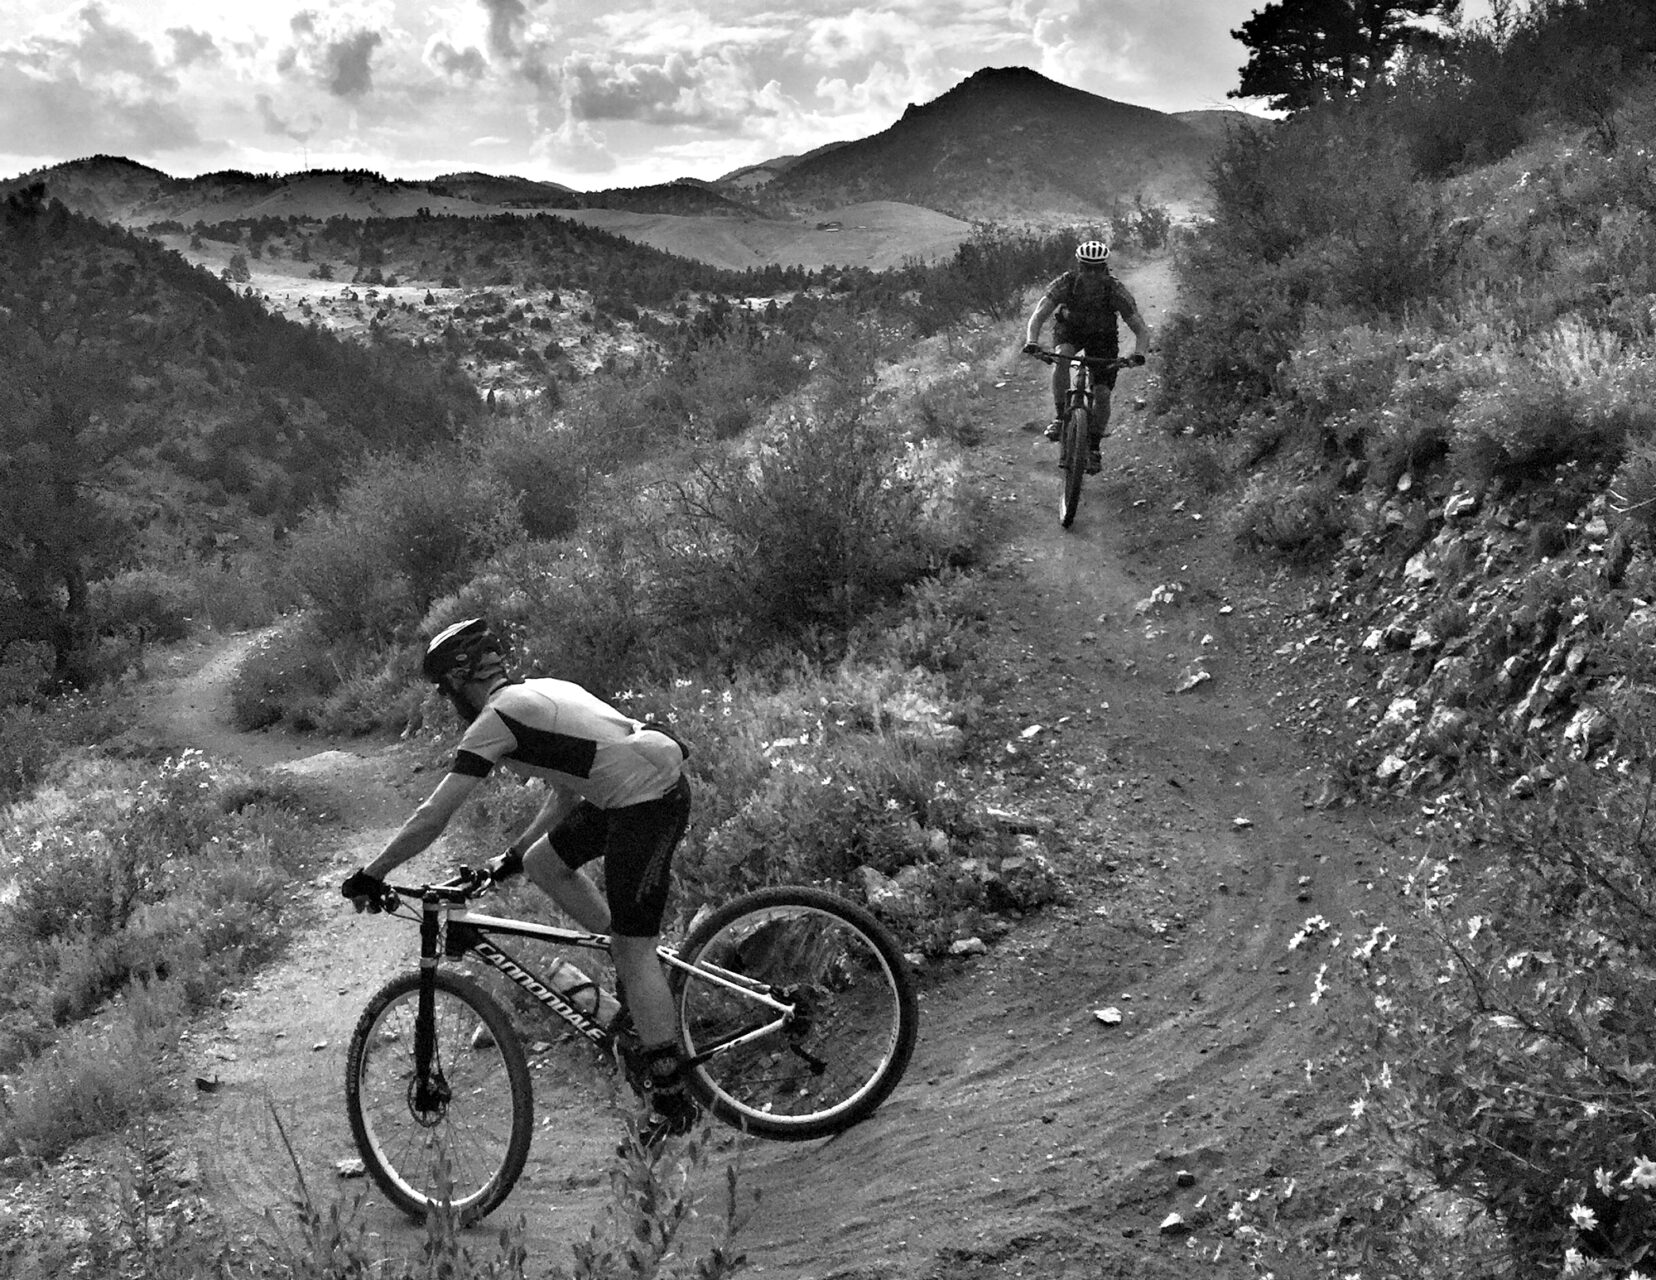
[1022,239,1151,474]
[341,618,697,1138]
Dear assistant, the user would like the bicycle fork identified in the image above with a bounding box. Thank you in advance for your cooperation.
[411,896,452,1119]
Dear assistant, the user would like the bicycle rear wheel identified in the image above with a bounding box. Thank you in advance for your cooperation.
[672,885,918,1141]
[345,970,532,1223]
[1060,404,1087,528]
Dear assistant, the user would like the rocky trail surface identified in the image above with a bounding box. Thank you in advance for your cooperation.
[23,259,1391,1279]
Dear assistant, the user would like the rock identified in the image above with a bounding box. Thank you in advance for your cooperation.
[1095,1007,1124,1025]
[336,1158,366,1179]
[1175,664,1212,693]
[984,807,1044,834]
[1176,1169,1197,1187]
[991,843,1067,911]
[1564,706,1612,759]
[1403,550,1436,585]
[1159,1212,1191,1236]
[858,866,910,914]
[1379,697,1418,732]
[1444,490,1480,520]
[1420,706,1471,757]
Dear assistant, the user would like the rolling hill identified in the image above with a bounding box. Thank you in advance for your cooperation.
[0,67,1249,274]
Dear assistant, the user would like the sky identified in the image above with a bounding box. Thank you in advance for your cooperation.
[0,0,1486,191]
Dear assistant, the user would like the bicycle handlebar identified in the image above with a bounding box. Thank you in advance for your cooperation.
[375,866,497,912]
[1025,348,1144,370]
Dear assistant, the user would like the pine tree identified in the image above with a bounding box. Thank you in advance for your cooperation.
[1231,0,1459,112]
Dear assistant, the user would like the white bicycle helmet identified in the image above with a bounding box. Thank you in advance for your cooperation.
[1075,240,1110,264]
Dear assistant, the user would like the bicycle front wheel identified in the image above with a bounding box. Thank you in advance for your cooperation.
[345,970,532,1223]
[673,886,918,1141]
[1060,405,1088,528]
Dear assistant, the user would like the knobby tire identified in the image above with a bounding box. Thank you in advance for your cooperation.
[672,885,918,1141]
[1060,404,1087,528]
[345,970,533,1223]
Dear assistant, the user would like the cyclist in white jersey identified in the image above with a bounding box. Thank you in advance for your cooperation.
[341,618,697,1137]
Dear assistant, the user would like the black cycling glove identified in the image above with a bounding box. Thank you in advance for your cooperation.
[341,867,388,912]
[486,848,524,882]
[1022,341,1042,355]
[1128,352,1147,367]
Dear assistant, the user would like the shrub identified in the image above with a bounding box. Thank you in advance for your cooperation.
[1283,319,1407,454]
[1227,471,1347,560]
[472,412,586,541]
[227,618,345,730]
[1609,432,1656,543]
[0,692,125,802]
[650,411,979,658]
[286,451,521,638]
[0,751,316,1153]
[90,569,194,644]
[907,369,986,447]
[0,639,54,708]
[1446,317,1656,488]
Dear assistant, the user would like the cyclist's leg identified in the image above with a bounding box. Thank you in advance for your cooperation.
[601,778,691,1048]
[526,809,611,933]
[1051,340,1077,419]
[1092,368,1119,443]
[603,778,696,1135]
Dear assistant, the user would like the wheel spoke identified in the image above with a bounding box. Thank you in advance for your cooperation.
[676,892,915,1139]
[347,974,531,1221]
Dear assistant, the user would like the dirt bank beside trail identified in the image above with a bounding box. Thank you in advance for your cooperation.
[20,256,1385,1279]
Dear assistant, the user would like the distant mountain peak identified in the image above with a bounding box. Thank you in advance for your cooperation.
[741,67,1226,222]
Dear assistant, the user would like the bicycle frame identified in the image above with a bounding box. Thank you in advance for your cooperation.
[1064,361,1096,433]
[405,892,796,1067]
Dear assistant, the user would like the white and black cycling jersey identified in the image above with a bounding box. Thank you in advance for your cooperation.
[449,678,684,808]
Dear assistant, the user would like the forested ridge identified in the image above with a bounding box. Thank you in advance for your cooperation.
[0,186,480,676]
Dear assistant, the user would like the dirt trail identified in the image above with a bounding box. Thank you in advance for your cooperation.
[102,258,1375,1278]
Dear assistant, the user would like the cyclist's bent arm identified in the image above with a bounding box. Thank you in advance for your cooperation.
[1125,308,1151,360]
[364,770,482,879]
[1024,294,1057,347]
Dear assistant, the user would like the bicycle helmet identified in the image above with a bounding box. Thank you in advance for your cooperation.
[422,617,504,686]
[1075,240,1110,265]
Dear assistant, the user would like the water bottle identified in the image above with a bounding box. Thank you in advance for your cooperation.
[545,957,622,1028]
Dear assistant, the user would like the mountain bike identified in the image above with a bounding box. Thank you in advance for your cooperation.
[1027,349,1142,529]
[343,868,919,1223]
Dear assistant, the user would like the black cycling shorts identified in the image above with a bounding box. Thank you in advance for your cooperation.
[1052,320,1120,372]
[551,775,690,937]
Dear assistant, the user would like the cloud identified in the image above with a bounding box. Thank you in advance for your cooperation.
[480,0,531,59]
[323,29,382,96]
[559,48,776,128]
[0,4,205,160]
[426,37,487,80]
[166,27,220,68]
[256,92,322,143]
[803,7,919,69]
[279,11,385,99]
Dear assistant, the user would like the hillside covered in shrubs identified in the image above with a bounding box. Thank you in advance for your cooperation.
[1156,0,1656,1272]
[0,185,480,690]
